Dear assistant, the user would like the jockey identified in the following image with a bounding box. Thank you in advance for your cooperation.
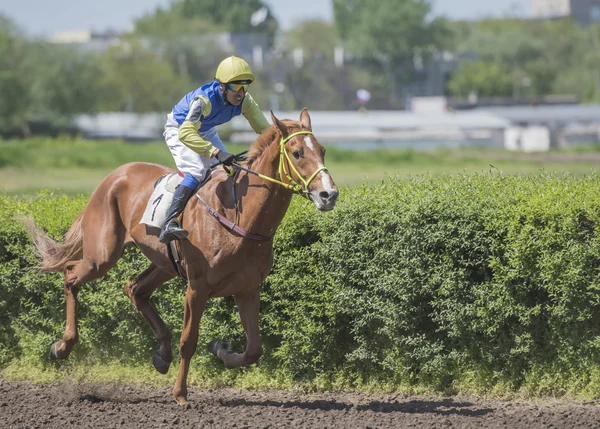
[159,56,270,244]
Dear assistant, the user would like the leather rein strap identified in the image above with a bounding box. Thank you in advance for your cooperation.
[198,165,273,241]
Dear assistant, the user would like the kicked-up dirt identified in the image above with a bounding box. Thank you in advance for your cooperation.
[2,378,600,428]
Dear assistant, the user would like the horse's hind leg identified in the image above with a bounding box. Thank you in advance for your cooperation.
[51,253,123,360]
[51,207,127,361]
[50,261,83,360]
[124,264,176,374]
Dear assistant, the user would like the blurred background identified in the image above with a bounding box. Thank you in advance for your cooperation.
[1,0,600,193]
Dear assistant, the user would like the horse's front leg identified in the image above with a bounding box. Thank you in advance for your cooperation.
[209,288,263,369]
[173,284,209,405]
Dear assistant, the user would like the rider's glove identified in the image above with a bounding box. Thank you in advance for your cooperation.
[214,149,235,166]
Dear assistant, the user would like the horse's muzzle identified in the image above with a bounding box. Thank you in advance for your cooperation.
[311,188,339,211]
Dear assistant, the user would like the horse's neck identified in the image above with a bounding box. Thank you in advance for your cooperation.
[238,138,293,236]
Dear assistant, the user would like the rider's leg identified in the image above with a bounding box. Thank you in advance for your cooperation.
[160,127,226,244]
[159,173,199,244]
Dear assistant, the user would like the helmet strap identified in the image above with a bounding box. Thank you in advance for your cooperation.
[220,83,232,106]
[220,82,246,106]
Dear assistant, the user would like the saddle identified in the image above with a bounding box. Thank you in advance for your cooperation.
[140,173,184,229]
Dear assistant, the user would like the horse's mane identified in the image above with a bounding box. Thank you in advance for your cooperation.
[245,120,299,169]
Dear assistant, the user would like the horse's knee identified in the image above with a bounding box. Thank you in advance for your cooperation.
[124,283,141,304]
[124,284,133,300]
[179,338,199,357]
[64,265,82,289]
[124,282,148,305]
[124,276,156,302]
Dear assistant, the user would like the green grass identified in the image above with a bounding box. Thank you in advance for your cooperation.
[5,360,600,400]
[1,138,600,195]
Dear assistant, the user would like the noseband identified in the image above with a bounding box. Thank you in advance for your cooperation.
[278,131,327,194]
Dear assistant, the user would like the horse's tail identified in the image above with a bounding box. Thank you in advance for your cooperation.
[20,213,84,273]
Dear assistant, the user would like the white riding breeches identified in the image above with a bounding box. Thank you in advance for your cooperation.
[163,124,227,181]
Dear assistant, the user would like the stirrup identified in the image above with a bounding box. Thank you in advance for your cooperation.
[159,221,189,244]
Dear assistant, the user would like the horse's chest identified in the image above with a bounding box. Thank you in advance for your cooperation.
[200,244,274,296]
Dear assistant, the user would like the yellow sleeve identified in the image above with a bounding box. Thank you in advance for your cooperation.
[178,95,218,157]
[242,93,270,134]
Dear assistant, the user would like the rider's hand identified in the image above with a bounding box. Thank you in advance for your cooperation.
[214,149,235,166]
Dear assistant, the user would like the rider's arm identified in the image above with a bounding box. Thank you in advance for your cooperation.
[178,96,219,157]
[242,93,270,134]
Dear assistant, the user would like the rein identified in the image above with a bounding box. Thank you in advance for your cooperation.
[196,130,326,242]
[196,193,275,242]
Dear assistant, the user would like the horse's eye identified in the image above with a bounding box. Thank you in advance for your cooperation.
[292,151,301,160]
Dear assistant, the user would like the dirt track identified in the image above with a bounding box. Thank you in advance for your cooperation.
[2,378,600,428]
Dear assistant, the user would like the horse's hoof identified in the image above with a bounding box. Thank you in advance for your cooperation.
[208,339,231,357]
[152,352,171,374]
[175,396,189,407]
[50,341,65,361]
[173,388,188,406]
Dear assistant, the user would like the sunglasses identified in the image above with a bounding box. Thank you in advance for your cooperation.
[226,82,250,92]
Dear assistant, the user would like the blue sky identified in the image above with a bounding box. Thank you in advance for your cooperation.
[0,0,532,37]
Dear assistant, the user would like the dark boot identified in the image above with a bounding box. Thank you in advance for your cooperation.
[159,184,196,244]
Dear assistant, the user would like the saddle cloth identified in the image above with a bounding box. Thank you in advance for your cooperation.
[140,173,183,228]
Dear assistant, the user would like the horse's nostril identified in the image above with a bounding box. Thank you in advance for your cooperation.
[319,191,330,200]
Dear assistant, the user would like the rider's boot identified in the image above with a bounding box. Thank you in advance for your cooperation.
[159,182,196,244]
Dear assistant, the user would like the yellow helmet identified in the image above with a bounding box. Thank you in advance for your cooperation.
[215,56,255,84]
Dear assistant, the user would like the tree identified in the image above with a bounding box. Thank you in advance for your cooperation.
[135,0,278,46]
[0,20,34,136]
[29,44,105,123]
[550,22,600,102]
[181,0,277,41]
[133,0,277,87]
[277,20,347,110]
[449,18,589,99]
[447,61,513,98]
[97,39,195,113]
[333,0,450,108]
[0,15,109,136]
[134,2,221,38]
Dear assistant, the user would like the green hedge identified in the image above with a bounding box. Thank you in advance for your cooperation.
[3,173,600,395]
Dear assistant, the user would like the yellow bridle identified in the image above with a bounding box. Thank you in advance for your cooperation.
[235,131,327,195]
[278,131,327,193]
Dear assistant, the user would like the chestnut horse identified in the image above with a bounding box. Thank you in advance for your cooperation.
[23,108,338,405]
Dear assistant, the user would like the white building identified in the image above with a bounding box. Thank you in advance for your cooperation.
[533,0,571,17]
[533,0,600,26]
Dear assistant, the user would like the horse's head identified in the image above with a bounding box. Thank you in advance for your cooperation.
[270,108,339,212]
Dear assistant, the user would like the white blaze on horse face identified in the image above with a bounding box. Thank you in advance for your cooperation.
[320,169,335,194]
[303,136,335,194]
[304,136,315,152]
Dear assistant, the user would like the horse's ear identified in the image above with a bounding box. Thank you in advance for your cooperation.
[270,110,289,138]
[299,107,312,131]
